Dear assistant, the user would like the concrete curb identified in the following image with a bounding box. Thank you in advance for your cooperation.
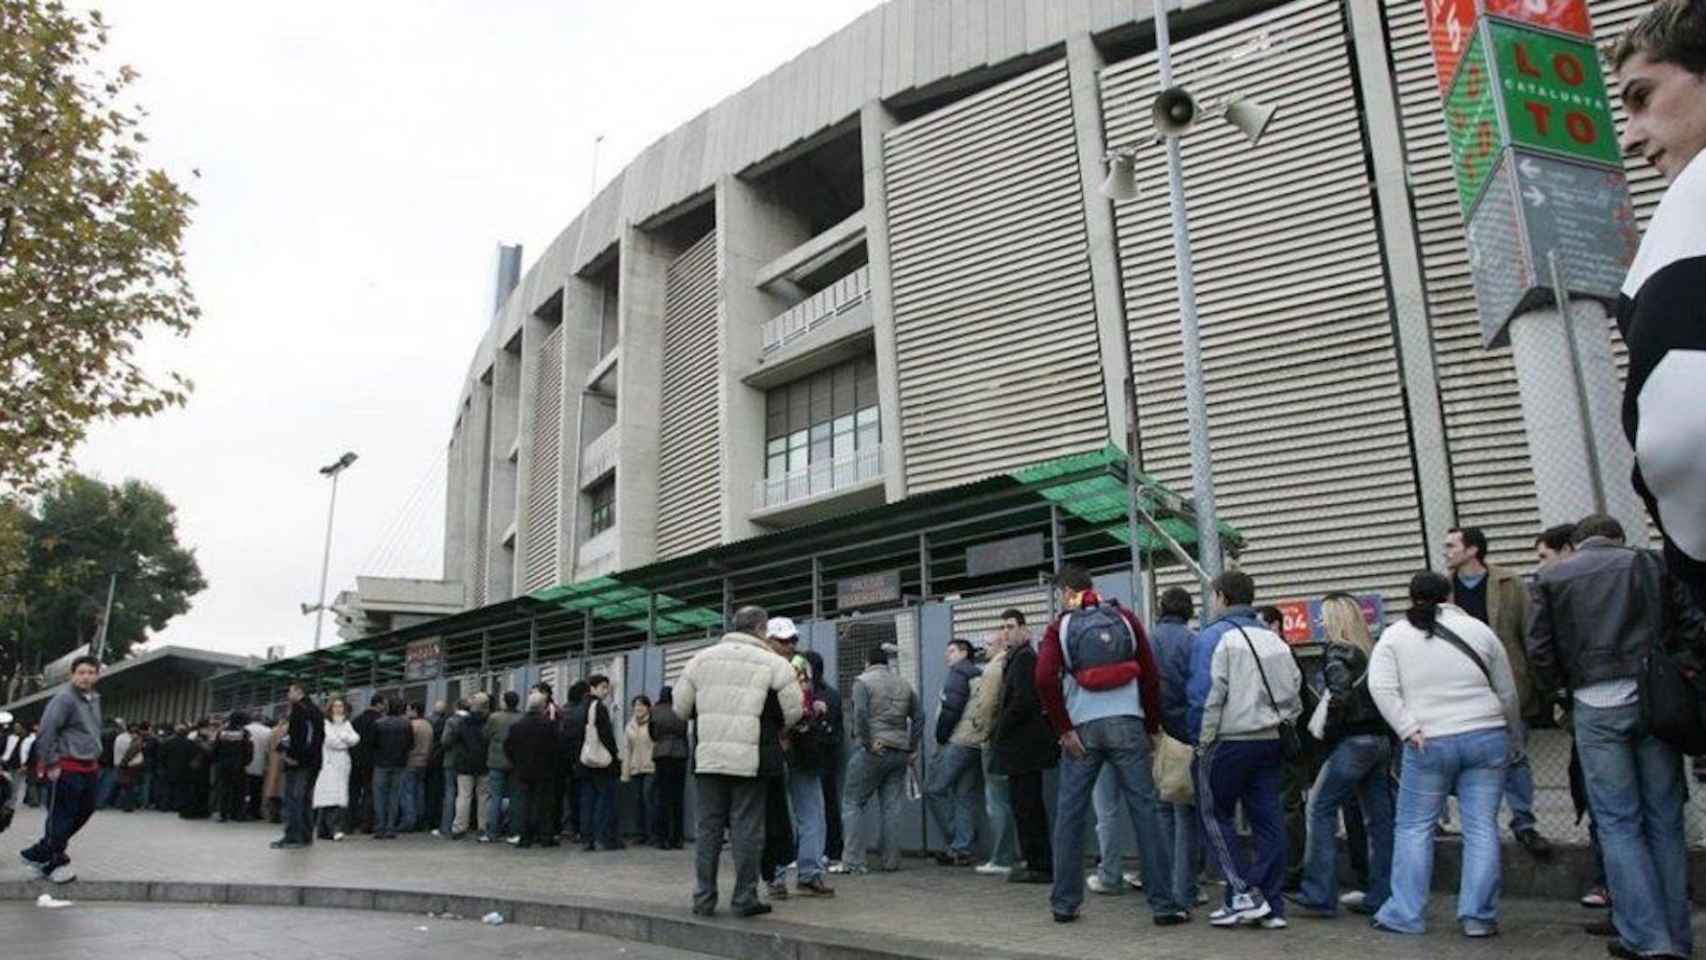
[0,879,1051,960]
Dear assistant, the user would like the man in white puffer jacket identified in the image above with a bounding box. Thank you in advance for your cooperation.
[676,605,805,918]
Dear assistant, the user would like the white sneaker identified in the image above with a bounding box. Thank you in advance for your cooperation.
[1339,890,1365,909]
[975,862,1012,876]
[430,829,442,838]
[1259,916,1288,930]
[1123,870,1144,890]
[332,832,346,842]
[506,836,520,846]
[1209,892,1271,927]
[46,865,76,885]
[1086,873,1122,895]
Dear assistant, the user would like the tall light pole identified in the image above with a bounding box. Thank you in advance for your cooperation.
[1152,0,1222,586]
[1100,3,1278,606]
[309,451,358,651]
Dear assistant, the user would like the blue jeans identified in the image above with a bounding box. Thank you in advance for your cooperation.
[842,747,909,869]
[1198,739,1286,915]
[281,768,313,845]
[1503,748,1536,834]
[439,767,458,835]
[1576,702,1691,957]
[982,748,1017,867]
[399,768,422,831]
[23,769,97,868]
[372,767,404,834]
[1298,734,1394,914]
[95,767,118,808]
[1051,716,1182,916]
[924,743,981,857]
[1158,800,1204,904]
[481,769,511,839]
[1374,728,1507,934]
[1093,766,1132,887]
[788,770,826,883]
[584,774,619,847]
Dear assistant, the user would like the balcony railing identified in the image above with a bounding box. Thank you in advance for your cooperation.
[753,447,882,511]
[580,425,619,489]
[761,265,871,353]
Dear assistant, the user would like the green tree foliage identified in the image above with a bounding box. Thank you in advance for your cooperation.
[0,1,199,491]
[0,473,206,679]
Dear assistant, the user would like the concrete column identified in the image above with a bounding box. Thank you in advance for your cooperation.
[514,313,546,594]
[559,275,602,584]
[1345,0,1457,563]
[616,222,672,570]
[1507,302,1648,539]
[1065,33,1136,451]
[442,421,467,595]
[463,376,492,608]
[859,99,910,502]
[715,175,813,541]
[485,338,522,602]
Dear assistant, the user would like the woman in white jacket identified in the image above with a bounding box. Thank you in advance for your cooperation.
[1367,571,1522,939]
[313,699,360,841]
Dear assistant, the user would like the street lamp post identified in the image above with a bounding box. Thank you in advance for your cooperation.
[1152,0,1223,586]
[309,451,358,651]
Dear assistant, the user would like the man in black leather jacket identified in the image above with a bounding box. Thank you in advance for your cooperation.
[1529,513,1704,960]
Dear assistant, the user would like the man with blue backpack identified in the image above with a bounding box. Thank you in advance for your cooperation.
[1034,565,1191,927]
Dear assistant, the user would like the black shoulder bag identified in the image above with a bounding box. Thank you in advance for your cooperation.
[1233,625,1302,760]
[1631,550,1706,754]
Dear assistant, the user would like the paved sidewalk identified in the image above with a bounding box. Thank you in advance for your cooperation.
[3,902,719,960]
[5,808,1683,959]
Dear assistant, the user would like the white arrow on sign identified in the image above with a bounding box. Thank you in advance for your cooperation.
[1523,185,1547,207]
[1519,156,1543,178]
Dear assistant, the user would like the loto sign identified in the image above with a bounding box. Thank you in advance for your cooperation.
[1422,0,1637,346]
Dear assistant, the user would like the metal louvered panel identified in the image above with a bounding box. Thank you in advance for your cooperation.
[951,586,1051,647]
[884,60,1106,494]
[655,232,722,560]
[664,637,716,688]
[523,326,565,592]
[1104,0,1425,607]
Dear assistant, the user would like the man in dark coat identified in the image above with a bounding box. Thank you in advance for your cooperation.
[272,682,323,849]
[506,692,562,848]
[801,650,845,865]
[349,697,383,834]
[991,611,1058,885]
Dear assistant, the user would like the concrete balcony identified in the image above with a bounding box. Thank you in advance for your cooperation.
[751,447,885,526]
[761,265,871,354]
[580,425,619,490]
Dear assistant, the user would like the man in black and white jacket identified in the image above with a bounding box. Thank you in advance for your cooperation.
[1612,2,1706,610]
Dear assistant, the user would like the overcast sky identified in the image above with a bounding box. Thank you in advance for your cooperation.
[70,0,880,660]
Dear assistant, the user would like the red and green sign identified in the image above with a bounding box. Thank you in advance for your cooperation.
[1425,0,1479,93]
[1489,20,1620,165]
[1446,30,1500,211]
[1482,0,1592,38]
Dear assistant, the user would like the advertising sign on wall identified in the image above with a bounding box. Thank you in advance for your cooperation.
[1445,30,1501,212]
[404,638,445,682]
[1271,595,1387,647]
[1425,0,1480,92]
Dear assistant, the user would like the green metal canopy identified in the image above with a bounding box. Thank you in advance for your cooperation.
[212,443,1242,710]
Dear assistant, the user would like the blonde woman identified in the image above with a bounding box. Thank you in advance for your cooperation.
[312,698,360,841]
[1293,594,1394,919]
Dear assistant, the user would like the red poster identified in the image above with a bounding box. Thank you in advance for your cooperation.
[1276,600,1314,646]
[1481,0,1592,38]
[1425,0,1480,93]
